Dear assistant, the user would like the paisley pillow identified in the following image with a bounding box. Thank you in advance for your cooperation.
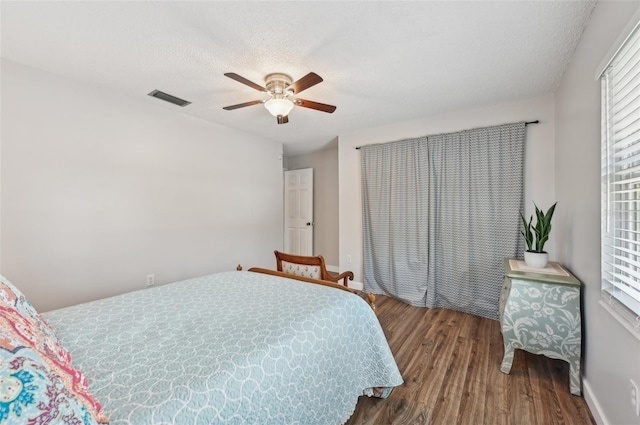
[0,305,71,368]
[0,277,108,423]
[0,346,101,424]
[0,275,39,319]
[0,275,63,349]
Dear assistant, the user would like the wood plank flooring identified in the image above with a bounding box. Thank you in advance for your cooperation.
[346,295,595,425]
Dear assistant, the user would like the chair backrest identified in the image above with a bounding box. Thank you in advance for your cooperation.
[274,250,326,280]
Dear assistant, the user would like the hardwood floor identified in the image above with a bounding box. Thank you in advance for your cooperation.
[346,295,595,425]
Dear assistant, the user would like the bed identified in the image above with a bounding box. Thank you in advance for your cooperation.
[0,269,403,424]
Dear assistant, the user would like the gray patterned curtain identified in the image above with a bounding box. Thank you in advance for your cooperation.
[360,122,525,319]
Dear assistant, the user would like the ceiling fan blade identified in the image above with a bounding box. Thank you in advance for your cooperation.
[294,98,337,113]
[224,73,266,92]
[277,115,289,124]
[222,100,263,110]
[289,72,323,94]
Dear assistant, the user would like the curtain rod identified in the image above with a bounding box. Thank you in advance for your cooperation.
[355,120,539,150]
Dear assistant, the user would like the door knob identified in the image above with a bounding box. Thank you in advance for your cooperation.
[306,222,312,226]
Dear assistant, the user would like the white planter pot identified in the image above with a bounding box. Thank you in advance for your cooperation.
[524,251,548,269]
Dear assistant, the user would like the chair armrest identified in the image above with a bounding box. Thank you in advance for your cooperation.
[324,271,354,287]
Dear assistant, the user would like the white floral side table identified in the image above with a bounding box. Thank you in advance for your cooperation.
[499,259,582,396]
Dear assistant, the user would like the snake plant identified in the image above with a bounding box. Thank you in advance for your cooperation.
[521,202,557,253]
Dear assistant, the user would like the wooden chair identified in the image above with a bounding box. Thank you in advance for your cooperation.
[274,250,354,287]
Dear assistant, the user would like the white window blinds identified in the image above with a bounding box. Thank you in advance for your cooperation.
[601,20,640,334]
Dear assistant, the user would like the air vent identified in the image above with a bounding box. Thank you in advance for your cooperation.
[148,90,191,107]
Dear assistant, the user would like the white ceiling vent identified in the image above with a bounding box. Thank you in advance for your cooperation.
[148,90,191,107]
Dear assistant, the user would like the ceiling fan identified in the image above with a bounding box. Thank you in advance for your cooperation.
[222,72,336,124]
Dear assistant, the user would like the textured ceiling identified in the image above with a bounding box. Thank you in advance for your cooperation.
[1,1,595,155]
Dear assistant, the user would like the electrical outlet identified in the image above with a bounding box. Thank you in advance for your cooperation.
[146,274,155,287]
[631,379,640,417]
[346,255,352,263]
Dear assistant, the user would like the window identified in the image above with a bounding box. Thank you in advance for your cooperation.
[601,19,640,336]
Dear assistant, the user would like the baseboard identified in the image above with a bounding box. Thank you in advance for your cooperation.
[348,281,364,291]
[326,265,339,273]
[583,378,608,425]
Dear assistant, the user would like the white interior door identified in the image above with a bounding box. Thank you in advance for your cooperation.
[284,168,313,255]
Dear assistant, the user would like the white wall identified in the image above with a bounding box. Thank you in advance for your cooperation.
[285,142,339,267]
[555,2,640,424]
[1,59,284,312]
[338,94,556,282]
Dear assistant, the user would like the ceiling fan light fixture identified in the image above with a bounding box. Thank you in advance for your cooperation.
[223,72,335,123]
[264,98,294,117]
